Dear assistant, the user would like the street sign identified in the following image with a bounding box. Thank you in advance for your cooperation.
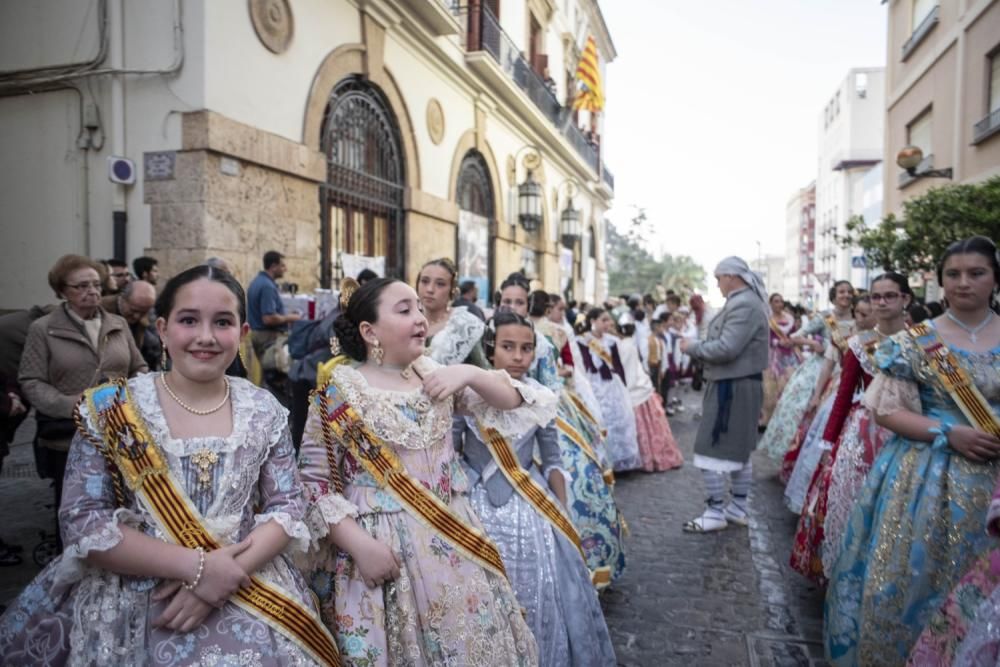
[851,256,866,269]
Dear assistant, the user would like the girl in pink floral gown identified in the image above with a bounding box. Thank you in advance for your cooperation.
[298,278,538,666]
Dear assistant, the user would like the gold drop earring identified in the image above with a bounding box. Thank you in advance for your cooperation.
[371,338,384,366]
[160,339,169,370]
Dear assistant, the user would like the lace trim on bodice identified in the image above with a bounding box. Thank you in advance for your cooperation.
[427,306,486,366]
[849,331,882,377]
[331,363,452,451]
[461,374,558,441]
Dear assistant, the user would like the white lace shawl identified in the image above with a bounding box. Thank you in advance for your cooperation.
[460,374,558,441]
[427,306,486,365]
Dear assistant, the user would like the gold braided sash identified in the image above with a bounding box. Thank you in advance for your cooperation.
[474,423,585,560]
[84,382,341,667]
[909,323,1000,437]
[588,339,616,368]
[824,313,850,354]
[315,381,508,578]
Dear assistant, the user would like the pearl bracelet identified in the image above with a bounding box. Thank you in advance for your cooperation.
[183,546,206,591]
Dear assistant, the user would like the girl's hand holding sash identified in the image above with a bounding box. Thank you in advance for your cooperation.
[946,424,1000,462]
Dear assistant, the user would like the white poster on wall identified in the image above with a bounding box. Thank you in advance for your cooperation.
[341,253,385,280]
[458,210,490,307]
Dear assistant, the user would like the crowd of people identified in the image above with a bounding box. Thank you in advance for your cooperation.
[2,235,996,666]
[756,236,1000,666]
[0,248,702,666]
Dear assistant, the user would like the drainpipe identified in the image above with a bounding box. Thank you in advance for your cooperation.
[109,0,127,254]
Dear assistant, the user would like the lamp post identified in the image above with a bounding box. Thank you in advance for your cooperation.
[896,145,953,180]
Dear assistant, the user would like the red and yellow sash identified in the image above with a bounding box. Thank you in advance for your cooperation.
[84,381,341,667]
[909,323,1000,436]
[474,422,584,560]
[315,380,508,578]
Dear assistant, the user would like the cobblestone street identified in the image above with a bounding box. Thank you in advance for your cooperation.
[1,386,829,666]
[601,386,827,666]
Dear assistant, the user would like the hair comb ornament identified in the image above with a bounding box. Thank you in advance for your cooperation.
[339,277,360,309]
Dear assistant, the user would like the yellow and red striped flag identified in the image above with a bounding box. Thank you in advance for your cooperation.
[573,35,604,112]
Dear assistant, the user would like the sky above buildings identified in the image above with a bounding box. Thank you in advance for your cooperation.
[601,0,887,299]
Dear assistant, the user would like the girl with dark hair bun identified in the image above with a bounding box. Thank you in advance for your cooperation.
[2,265,336,665]
[298,278,539,664]
[827,237,1000,666]
[455,311,617,664]
[792,275,910,584]
[576,308,641,472]
[417,258,490,367]
[760,281,856,463]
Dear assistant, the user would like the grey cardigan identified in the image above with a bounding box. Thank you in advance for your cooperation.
[686,287,768,381]
[453,415,561,508]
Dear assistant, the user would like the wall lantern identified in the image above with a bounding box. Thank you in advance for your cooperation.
[518,170,543,233]
[560,198,581,246]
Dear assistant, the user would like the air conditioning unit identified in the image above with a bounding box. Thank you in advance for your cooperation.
[108,156,136,185]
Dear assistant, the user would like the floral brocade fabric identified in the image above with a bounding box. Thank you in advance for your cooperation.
[297,363,538,666]
[0,374,320,666]
[824,327,1000,666]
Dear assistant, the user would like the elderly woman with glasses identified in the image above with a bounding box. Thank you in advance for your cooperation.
[18,254,146,519]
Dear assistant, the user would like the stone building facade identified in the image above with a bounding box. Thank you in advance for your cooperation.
[0,0,615,309]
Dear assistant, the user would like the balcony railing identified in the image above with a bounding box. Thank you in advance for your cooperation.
[456,4,611,188]
[562,119,599,173]
[601,164,615,191]
[902,5,939,61]
[973,107,1000,145]
[474,7,561,124]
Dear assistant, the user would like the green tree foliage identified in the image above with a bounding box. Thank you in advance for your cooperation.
[840,176,1000,273]
[607,209,707,296]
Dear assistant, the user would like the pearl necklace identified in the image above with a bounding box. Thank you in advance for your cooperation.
[946,309,995,344]
[160,374,231,415]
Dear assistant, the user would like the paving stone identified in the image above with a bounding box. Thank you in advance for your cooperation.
[601,385,828,666]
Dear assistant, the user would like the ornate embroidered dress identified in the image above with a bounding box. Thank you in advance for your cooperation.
[453,378,616,666]
[790,332,889,584]
[760,313,854,461]
[0,374,323,666]
[530,323,627,586]
[298,362,538,666]
[824,327,1000,666]
[761,313,801,425]
[576,334,640,472]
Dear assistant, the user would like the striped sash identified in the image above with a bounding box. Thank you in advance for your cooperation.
[84,381,341,667]
[315,380,508,578]
[474,422,584,560]
[909,323,1000,436]
[824,314,850,354]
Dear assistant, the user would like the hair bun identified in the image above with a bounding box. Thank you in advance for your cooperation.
[332,313,367,361]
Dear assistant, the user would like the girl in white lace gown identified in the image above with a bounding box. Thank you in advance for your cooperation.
[418,258,490,367]
[0,266,329,666]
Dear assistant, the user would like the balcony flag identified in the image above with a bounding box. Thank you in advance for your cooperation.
[573,35,604,112]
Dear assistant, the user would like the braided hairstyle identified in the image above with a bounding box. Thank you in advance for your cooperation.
[332,277,400,361]
[527,290,550,318]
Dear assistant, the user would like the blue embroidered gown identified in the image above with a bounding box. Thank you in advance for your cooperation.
[824,326,1000,665]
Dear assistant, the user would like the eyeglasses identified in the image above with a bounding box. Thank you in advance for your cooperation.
[870,292,901,303]
[65,281,103,291]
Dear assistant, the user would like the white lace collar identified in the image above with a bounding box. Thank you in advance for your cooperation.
[128,373,283,457]
[427,306,486,366]
[331,362,452,450]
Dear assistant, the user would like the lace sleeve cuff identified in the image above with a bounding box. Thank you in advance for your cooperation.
[462,372,558,440]
[303,493,359,552]
[862,373,920,416]
[254,511,312,554]
[541,465,570,485]
[53,507,141,586]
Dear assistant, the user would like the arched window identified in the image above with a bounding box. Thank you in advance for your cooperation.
[320,76,405,285]
[455,151,494,300]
